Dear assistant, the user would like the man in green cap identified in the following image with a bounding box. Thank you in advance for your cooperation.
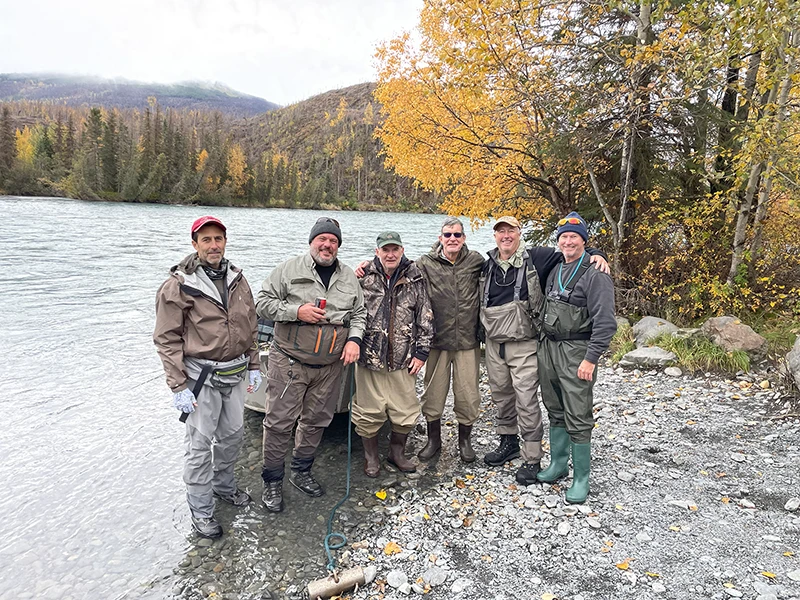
[536,212,616,503]
[353,231,434,478]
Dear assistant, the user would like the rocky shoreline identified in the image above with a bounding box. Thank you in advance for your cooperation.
[164,363,800,600]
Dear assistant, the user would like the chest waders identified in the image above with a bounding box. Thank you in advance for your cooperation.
[536,254,594,503]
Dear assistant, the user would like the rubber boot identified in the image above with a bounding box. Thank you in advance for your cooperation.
[418,419,442,460]
[458,423,476,463]
[362,435,381,478]
[537,427,571,483]
[565,442,591,504]
[387,432,417,473]
[483,434,520,466]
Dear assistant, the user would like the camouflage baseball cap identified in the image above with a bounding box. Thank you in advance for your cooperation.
[376,231,403,248]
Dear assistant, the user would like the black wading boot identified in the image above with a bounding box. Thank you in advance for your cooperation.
[262,480,284,513]
[387,432,417,473]
[290,470,325,497]
[418,419,442,460]
[483,434,521,466]
[458,423,476,463]
[515,462,541,486]
[362,435,381,478]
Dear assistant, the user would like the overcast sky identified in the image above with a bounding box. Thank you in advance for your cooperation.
[0,0,423,106]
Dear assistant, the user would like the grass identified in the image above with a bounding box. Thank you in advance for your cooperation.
[609,322,636,364]
[648,332,750,374]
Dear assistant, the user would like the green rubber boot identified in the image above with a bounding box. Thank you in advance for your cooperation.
[537,427,571,483]
[565,442,591,504]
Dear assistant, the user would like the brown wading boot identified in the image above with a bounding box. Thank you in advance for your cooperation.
[418,419,442,460]
[387,431,417,473]
[458,423,476,463]
[362,435,381,478]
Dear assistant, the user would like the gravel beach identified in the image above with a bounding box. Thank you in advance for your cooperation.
[164,363,800,600]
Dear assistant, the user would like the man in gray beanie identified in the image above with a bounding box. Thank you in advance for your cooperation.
[256,217,366,512]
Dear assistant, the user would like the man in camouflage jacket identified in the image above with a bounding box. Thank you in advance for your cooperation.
[354,231,434,478]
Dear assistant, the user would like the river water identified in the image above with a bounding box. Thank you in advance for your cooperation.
[0,196,496,600]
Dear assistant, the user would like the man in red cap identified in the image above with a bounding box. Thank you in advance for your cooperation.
[154,216,261,538]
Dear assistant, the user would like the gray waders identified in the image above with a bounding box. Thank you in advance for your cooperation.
[480,260,543,464]
[183,355,248,519]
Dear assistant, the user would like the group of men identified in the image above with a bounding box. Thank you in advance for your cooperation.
[153,212,615,538]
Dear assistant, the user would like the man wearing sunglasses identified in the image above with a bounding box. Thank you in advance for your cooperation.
[256,217,366,512]
[536,212,616,503]
[416,217,485,462]
[480,215,609,488]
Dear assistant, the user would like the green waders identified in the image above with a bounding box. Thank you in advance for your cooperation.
[538,263,595,503]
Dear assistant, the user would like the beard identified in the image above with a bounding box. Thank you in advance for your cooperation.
[310,246,337,267]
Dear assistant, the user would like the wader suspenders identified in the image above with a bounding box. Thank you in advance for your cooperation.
[544,255,593,342]
[179,363,213,423]
[483,259,527,359]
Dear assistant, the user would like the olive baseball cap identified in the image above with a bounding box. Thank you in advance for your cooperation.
[493,216,521,230]
[376,231,403,248]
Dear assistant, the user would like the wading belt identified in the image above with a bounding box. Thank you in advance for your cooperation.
[543,331,592,342]
[179,364,213,423]
[272,343,326,369]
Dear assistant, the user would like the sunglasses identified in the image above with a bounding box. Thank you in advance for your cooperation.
[442,232,463,238]
[315,217,340,228]
[558,217,583,226]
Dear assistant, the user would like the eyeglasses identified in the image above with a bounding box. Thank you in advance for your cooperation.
[558,217,583,226]
[316,217,340,228]
[442,232,463,238]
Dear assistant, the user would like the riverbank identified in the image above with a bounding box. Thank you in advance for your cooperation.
[163,363,800,600]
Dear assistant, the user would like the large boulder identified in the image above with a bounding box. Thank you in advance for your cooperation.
[700,316,768,358]
[619,347,677,368]
[633,316,678,347]
[787,337,800,389]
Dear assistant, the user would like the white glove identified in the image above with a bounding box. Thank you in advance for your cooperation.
[173,388,196,413]
[248,369,263,392]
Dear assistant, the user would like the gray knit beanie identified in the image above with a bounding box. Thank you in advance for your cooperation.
[308,217,342,246]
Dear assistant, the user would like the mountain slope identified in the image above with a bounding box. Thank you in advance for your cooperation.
[0,73,278,117]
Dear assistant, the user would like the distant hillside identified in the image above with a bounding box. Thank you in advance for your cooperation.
[0,73,278,117]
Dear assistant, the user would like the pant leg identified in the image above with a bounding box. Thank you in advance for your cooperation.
[184,380,223,518]
[539,338,566,428]
[352,365,390,438]
[553,340,595,443]
[451,347,481,425]
[211,377,246,496]
[384,368,421,435]
[420,349,452,422]
[484,338,518,435]
[505,338,543,463]
[291,362,343,471]
[262,351,309,481]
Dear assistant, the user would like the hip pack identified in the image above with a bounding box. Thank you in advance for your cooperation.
[273,322,349,365]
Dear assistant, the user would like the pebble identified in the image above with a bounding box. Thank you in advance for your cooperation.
[411,583,425,594]
[423,567,448,586]
[557,522,571,536]
[617,471,635,482]
[731,452,747,463]
[636,532,652,542]
[363,565,377,585]
[652,582,666,593]
[399,582,412,595]
[451,578,472,594]
[197,538,214,548]
[788,570,800,581]
[738,499,756,509]
[785,497,800,511]
[387,570,408,588]
[544,495,559,508]
[755,595,778,600]
[586,518,601,529]
[665,367,682,377]
[724,588,743,598]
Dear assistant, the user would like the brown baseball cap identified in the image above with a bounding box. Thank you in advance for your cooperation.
[493,216,521,230]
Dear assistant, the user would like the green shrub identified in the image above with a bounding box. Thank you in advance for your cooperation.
[649,333,750,374]
[609,323,635,364]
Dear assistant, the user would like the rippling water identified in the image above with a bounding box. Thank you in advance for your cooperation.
[0,196,495,599]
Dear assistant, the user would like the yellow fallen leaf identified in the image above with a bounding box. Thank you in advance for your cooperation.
[669,525,681,532]
[721,497,730,504]
[466,474,475,480]
[368,554,375,561]
[481,555,493,562]
[615,504,624,510]
[422,513,430,520]
[542,594,559,600]
[600,547,610,553]
[761,572,776,579]
[645,572,660,578]
[616,560,630,570]
[783,551,794,557]
[689,504,698,511]
[686,420,696,425]
[716,472,727,478]
[455,479,466,489]
[383,541,402,556]
[604,540,614,547]
[375,489,387,501]
[724,582,734,588]
[700,470,708,475]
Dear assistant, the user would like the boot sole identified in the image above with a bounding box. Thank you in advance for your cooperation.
[483,449,520,466]
[417,447,441,460]
[263,501,284,513]
[290,479,325,497]
[536,469,569,483]
[191,522,223,538]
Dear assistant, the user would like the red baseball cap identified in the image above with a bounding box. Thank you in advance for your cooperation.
[191,216,226,236]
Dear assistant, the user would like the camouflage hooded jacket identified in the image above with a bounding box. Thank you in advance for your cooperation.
[358,255,434,372]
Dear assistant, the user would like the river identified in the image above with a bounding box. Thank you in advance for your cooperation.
[0,196,496,600]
